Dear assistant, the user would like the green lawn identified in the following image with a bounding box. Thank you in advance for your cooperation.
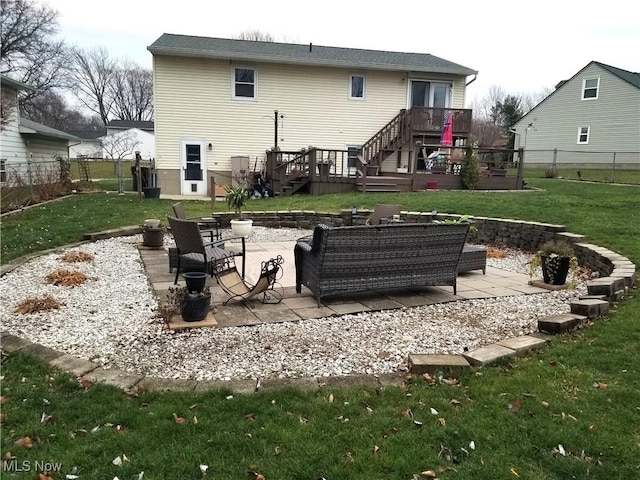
[1,178,639,479]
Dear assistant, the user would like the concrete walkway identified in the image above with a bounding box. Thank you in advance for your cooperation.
[140,241,549,329]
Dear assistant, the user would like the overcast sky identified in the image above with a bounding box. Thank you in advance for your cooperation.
[49,0,638,106]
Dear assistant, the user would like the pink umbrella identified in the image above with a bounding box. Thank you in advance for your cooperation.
[440,112,453,147]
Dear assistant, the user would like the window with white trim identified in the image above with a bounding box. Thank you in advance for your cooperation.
[0,159,6,183]
[233,67,256,99]
[577,126,590,144]
[349,75,365,100]
[582,77,599,100]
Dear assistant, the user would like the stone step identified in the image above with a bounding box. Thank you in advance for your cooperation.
[587,277,626,297]
[463,344,515,366]
[407,353,470,374]
[570,299,610,319]
[538,313,588,334]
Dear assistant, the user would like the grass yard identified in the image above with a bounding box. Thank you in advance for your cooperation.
[1,178,639,479]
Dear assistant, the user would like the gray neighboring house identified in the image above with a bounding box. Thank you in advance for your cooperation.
[1,75,80,186]
[511,61,640,169]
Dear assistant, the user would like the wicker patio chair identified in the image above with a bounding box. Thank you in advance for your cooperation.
[167,216,245,285]
[172,202,221,241]
[370,204,402,225]
[216,255,284,306]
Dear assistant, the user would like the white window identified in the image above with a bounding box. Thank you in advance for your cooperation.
[582,77,599,100]
[0,159,6,183]
[233,67,256,99]
[577,126,590,144]
[349,75,365,100]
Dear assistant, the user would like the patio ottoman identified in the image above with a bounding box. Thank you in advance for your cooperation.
[458,244,487,274]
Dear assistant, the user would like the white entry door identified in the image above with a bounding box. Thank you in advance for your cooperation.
[181,140,207,195]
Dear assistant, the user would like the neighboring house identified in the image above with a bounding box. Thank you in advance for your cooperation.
[106,120,154,136]
[148,34,478,196]
[1,75,80,186]
[68,128,106,159]
[99,127,155,160]
[511,61,640,168]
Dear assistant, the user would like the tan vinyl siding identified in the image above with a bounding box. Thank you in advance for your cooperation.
[154,56,468,172]
[515,63,640,167]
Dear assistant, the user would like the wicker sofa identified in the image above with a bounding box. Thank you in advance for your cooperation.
[295,222,471,306]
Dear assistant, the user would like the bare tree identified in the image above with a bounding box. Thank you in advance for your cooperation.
[1,90,17,131]
[0,0,71,111]
[69,46,117,124]
[235,30,275,42]
[109,61,154,121]
[99,130,141,160]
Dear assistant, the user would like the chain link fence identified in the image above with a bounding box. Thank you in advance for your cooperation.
[522,149,640,184]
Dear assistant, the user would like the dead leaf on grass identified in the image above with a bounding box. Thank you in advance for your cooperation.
[507,399,521,413]
[15,436,33,448]
[173,413,186,424]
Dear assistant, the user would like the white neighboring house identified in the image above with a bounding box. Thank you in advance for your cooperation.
[68,129,106,159]
[1,75,80,186]
[511,61,640,169]
[99,127,155,160]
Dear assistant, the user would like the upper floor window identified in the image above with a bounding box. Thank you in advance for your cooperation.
[349,75,365,100]
[577,126,590,144]
[233,67,256,99]
[582,77,599,100]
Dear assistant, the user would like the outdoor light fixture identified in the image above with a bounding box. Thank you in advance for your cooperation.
[208,143,213,150]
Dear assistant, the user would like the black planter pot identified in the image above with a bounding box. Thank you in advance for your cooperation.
[183,271,208,293]
[541,256,571,285]
[143,187,161,199]
[181,293,211,322]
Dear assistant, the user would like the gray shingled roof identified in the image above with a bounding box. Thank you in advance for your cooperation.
[148,34,478,76]
[20,118,81,141]
[596,61,640,89]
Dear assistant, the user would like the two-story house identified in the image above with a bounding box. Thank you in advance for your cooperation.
[512,61,640,169]
[1,75,80,186]
[148,34,478,196]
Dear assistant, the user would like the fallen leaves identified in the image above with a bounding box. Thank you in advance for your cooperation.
[14,436,33,448]
[593,381,608,389]
[59,251,94,263]
[173,413,186,424]
[13,294,64,314]
[45,269,90,287]
[507,399,521,413]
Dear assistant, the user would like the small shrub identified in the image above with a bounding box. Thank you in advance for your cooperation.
[59,251,94,263]
[45,269,90,287]
[14,295,64,314]
[460,146,480,190]
[544,167,558,178]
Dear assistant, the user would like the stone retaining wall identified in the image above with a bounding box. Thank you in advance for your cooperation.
[215,210,635,282]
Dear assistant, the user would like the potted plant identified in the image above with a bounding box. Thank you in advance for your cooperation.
[224,183,252,237]
[529,240,579,288]
[161,285,212,323]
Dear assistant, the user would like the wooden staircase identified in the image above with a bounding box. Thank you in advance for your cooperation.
[355,174,412,193]
[361,109,412,170]
[280,175,310,195]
